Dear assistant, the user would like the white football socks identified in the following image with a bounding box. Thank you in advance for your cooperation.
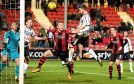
[24,63,28,74]
[68,48,74,62]
[129,62,133,72]
[120,63,123,73]
[62,61,65,65]
[89,49,98,60]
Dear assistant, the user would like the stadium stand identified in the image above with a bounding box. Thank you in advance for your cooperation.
[127,8,134,19]
[25,0,134,49]
[0,0,20,49]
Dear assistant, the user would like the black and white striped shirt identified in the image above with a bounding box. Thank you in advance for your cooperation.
[124,37,132,53]
[24,26,35,42]
[78,11,91,36]
[79,11,90,28]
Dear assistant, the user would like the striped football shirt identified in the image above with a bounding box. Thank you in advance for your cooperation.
[79,11,90,27]
[24,26,35,42]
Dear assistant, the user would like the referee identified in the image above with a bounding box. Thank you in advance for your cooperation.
[76,5,102,65]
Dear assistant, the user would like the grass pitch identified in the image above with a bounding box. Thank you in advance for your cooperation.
[0,61,18,84]
[25,60,134,84]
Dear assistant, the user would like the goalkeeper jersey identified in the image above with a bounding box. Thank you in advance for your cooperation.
[3,30,20,50]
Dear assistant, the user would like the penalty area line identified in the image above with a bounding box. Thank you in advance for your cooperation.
[75,71,134,80]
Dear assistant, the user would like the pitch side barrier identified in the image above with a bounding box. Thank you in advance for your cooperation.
[0,48,133,60]
[27,48,134,60]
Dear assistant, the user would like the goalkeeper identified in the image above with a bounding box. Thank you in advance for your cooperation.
[0,22,20,81]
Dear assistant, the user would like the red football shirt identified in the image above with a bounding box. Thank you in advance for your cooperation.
[49,28,70,52]
[109,33,124,53]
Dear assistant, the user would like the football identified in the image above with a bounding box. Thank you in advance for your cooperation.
[48,2,56,10]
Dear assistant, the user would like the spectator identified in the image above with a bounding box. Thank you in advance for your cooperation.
[25,11,32,20]
[94,24,101,31]
[118,24,122,32]
[100,14,106,21]
[90,6,96,21]
[68,13,72,20]
[0,15,2,33]
[53,20,58,28]
[48,0,51,3]
[127,21,133,31]
[101,27,110,38]
[40,27,47,36]
[96,20,101,31]
[25,0,31,9]
[6,0,10,9]
[125,22,130,31]
[41,0,47,15]
[57,0,64,6]
[70,13,76,20]
[107,0,113,7]
[100,0,105,7]
[68,13,80,20]
[105,28,110,37]
[31,39,38,48]
[2,0,5,4]
[75,13,82,20]
[72,0,77,9]
[41,0,46,9]
[122,0,128,11]
[2,19,8,31]
[92,31,102,45]
[36,0,40,9]
[38,32,45,48]
[69,0,73,5]
[96,7,101,20]
[128,0,133,8]
[11,0,15,9]
[47,29,54,48]
[93,0,98,7]
[77,0,84,7]
[118,21,127,32]
[88,0,92,7]
[115,0,120,11]
[102,24,109,33]
[100,29,105,38]
[95,7,101,29]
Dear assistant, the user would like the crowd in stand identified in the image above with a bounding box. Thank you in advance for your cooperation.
[91,20,133,46]
[0,15,2,33]
[25,0,134,48]
[0,0,20,9]
[0,0,20,33]
[0,15,8,32]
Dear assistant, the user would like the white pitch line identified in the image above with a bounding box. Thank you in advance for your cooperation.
[74,71,134,80]
[75,71,109,76]
[29,70,134,80]
[28,64,105,67]
[128,77,134,79]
